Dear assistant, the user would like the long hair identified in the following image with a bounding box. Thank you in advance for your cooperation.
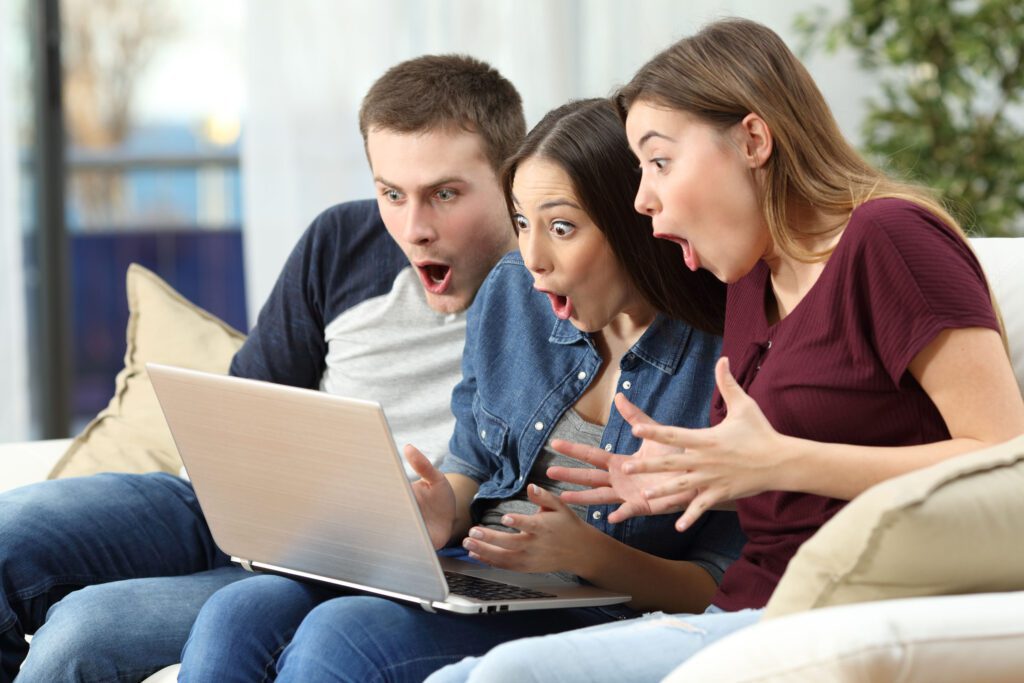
[502,98,725,335]
[617,18,966,262]
[617,18,1005,341]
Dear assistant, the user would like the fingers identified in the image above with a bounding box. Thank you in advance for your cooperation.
[614,392,658,428]
[640,473,699,500]
[526,482,566,512]
[622,448,696,474]
[550,439,613,469]
[546,466,610,488]
[675,491,717,532]
[606,500,647,524]
[630,423,706,451]
[403,444,443,484]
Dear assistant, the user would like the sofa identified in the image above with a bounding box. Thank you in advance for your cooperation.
[2,237,1023,682]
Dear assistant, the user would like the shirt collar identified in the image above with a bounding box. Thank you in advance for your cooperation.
[547,313,693,375]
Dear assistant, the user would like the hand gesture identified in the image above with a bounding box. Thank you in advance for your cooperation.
[460,484,596,574]
[626,356,783,531]
[405,445,455,549]
[547,393,698,523]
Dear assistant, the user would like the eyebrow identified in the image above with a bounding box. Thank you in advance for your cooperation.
[374,175,466,190]
[637,131,676,149]
[510,195,583,212]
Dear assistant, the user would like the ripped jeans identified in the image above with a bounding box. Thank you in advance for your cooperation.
[425,605,762,683]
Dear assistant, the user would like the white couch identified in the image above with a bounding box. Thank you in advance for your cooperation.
[2,237,1022,682]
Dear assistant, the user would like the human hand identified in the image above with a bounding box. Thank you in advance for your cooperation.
[626,356,784,531]
[460,484,595,574]
[548,394,699,523]
[405,445,455,549]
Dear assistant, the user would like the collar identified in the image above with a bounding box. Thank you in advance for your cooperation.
[547,313,693,375]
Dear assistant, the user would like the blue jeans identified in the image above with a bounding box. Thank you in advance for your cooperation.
[0,473,248,683]
[179,569,637,682]
[425,605,763,682]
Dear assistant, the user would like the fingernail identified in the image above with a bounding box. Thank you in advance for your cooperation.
[463,538,475,549]
[501,516,514,526]
[468,528,483,539]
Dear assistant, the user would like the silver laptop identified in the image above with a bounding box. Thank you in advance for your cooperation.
[147,363,631,614]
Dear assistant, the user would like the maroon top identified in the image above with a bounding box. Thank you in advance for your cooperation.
[711,198,1000,611]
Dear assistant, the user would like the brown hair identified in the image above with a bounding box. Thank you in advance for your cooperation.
[503,98,725,334]
[359,54,525,174]
[616,18,966,262]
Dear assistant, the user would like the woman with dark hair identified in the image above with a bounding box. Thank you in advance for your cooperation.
[177,98,743,682]
[428,18,1024,683]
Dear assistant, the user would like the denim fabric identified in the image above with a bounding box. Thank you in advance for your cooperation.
[179,566,629,683]
[425,605,763,683]
[440,253,743,576]
[0,473,238,682]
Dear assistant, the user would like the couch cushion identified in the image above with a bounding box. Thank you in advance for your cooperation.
[971,237,1024,393]
[667,591,1024,683]
[48,264,245,478]
[763,433,1024,618]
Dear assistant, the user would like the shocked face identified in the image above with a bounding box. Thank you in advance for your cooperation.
[511,157,641,333]
[625,102,770,284]
[367,127,516,314]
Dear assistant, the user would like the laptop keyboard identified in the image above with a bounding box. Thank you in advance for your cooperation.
[444,571,557,601]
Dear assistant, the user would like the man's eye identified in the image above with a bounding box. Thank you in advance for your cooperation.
[513,213,529,232]
[436,188,457,201]
[384,189,402,202]
[551,220,575,237]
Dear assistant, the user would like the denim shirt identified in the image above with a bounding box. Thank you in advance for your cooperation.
[440,253,745,582]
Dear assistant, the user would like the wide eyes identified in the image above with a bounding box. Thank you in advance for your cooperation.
[382,188,403,202]
[512,214,575,238]
[435,188,457,201]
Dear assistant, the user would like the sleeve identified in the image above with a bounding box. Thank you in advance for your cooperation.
[229,213,332,388]
[855,202,1000,385]
[438,266,507,483]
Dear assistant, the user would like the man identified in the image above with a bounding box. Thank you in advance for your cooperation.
[0,54,523,682]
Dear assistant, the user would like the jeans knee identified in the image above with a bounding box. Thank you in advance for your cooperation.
[463,639,552,683]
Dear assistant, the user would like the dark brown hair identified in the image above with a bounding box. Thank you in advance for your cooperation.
[359,54,525,174]
[502,98,725,334]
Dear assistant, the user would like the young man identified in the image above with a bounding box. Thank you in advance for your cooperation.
[0,54,523,683]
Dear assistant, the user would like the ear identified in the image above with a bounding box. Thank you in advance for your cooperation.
[736,113,773,169]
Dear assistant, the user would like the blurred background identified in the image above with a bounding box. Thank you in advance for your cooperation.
[1,0,1022,443]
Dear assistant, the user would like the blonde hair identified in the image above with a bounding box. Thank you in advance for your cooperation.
[617,18,1006,341]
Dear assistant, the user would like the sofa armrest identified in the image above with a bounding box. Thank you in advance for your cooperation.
[0,439,72,494]
[664,591,1024,683]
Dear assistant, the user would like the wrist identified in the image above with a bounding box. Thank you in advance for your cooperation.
[567,520,611,580]
[773,434,814,493]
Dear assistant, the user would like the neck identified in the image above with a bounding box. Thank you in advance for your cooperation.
[595,296,656,363]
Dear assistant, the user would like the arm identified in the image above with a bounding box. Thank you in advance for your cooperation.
[630,330,1024,530]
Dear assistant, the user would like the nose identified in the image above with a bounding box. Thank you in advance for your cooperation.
[519,226,551,275]
[400,200,439,246]
[634,176,660,217]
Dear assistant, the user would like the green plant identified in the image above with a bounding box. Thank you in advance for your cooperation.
[797,0,1024,236]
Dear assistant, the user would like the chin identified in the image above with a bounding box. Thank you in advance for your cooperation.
[424,291,471,315]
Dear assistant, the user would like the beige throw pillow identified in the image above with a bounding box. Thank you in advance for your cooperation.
[48,264,246,478]
[763,433,1024,619]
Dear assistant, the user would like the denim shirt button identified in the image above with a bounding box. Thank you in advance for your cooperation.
[534,421,544,431]
[604,443,613,451]
[480,430,486,439]
[577,371,587,380]
[591,510,603,521]
[621,380,632,390]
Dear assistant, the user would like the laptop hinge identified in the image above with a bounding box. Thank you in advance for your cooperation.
[419,600,437,613]
[236,558,255,573]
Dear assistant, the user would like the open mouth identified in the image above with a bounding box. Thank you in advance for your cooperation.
[654,233,699,272]
[416,262,453,295]
[543,291,574,320]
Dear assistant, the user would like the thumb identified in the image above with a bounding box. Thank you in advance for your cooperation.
[715,356,746,409]
[404,444,443,484]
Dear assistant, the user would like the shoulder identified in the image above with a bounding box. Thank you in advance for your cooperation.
[467,251,553,328]
[845,197,966,255]
[305,199,399,254]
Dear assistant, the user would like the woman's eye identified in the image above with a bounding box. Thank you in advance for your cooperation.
[551,220,576,237]
[513,214,529,232]
[652,158,668,171]
[436,188,457,201]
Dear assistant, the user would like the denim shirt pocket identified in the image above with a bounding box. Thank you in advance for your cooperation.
[472,394,509,457]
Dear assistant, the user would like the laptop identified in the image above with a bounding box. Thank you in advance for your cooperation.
[147,363,631,614]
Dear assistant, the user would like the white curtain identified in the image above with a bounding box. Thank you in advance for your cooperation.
[242,0,866,321]
[0,0,32,442]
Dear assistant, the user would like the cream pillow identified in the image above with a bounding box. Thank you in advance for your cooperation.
[48,264,246,478]
[665,591,1024,683]
[763,433,1024,618]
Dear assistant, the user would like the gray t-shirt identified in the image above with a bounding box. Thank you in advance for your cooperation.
[320,266,466,479]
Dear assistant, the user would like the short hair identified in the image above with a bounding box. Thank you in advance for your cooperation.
[502,99,725,334]
[359,54,525,174]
